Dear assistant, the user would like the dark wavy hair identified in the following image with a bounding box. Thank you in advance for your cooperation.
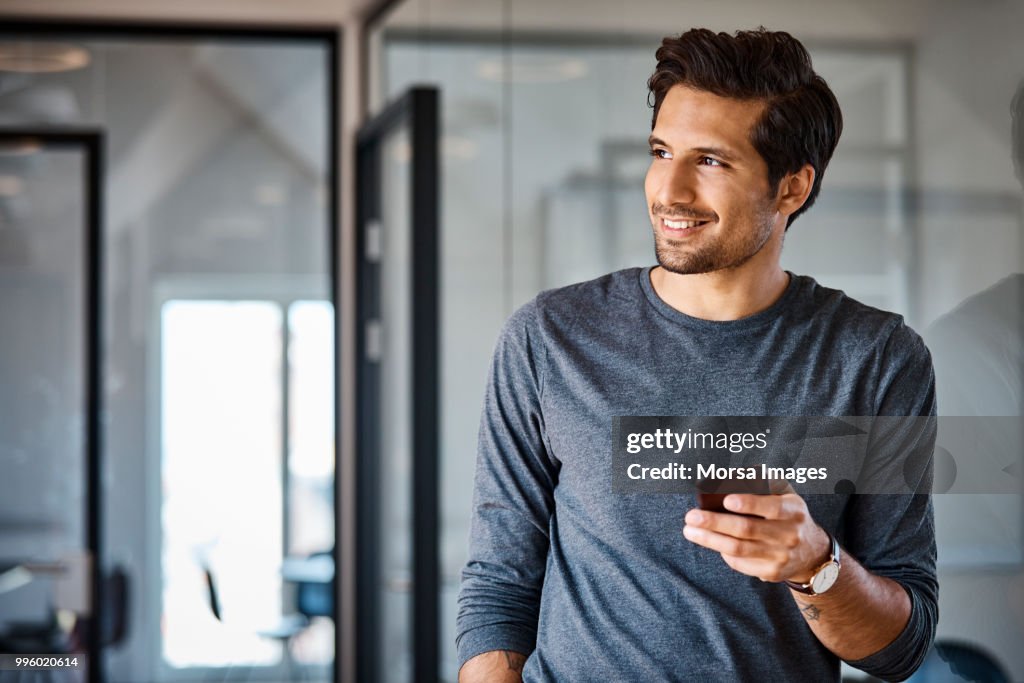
[647,27,843,228]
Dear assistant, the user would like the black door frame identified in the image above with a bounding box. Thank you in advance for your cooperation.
[0,18,341,682]
[0,129,104,683]
[355,86,440,683]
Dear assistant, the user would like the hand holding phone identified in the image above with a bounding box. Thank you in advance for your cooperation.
[696,475,772,513]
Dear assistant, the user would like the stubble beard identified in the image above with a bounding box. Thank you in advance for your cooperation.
[652,204,777,275]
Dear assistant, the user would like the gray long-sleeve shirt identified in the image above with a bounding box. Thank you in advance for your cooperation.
[456,267,938,682]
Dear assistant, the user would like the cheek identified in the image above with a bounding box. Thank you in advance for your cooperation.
[715,180,763,217]
[740,188,776,220]
[739,174,775,208]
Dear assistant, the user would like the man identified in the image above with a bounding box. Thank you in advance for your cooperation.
[456,28,937,682]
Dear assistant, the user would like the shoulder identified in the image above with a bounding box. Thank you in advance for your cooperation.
[514,268,643,334]
[492,269,642,394]
[498,267,640,339]
[794,274,927,357]
[794,275,934,414]
[535,268,641,314]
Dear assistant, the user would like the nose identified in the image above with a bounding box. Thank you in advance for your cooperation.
[650,159,698,208]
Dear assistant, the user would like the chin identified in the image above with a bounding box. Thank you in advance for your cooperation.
[654,250,718,275]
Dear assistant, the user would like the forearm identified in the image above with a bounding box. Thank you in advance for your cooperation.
[682,494,922,667]
[459,650,527,683]
[791,549,910,661]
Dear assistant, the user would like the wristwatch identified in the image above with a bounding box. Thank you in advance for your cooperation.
[785,532,841,595]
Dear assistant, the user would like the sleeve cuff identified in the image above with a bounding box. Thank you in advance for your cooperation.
[846,583,935,682]
[456,624,536,672]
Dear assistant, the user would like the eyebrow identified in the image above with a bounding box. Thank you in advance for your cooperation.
[647,136,740,163]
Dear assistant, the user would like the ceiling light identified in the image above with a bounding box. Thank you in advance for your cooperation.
[0,43,91,74]
[0,139,42,156]
[477,57,588,84]
[388,136,479,163]
[0,175,25,197]
[442,135,478,161]
[254,184,286,206]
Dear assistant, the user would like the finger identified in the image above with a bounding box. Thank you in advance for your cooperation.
[682,525,781,560]
[684,508,793,544]
[723,492,802,520]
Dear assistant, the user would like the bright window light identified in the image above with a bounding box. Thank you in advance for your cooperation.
[160,300,284,668]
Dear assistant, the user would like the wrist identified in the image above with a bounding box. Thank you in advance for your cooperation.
[788,524,831,583]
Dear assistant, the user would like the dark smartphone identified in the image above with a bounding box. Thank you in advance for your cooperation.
[696,490,729,513]
[696,475,772,513]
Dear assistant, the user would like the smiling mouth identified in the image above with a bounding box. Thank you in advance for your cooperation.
[660,216,712,232]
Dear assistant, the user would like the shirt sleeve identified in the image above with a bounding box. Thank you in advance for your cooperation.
[455,299,559,672]
[843,321,939,682]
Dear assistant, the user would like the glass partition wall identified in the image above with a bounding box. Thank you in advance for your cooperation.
[0,25,337,683]
[369,2,1024,680]
[0,130,102,681]
[374,33,920,682]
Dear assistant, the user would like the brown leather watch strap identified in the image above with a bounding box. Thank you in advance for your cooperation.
[785,532,840,595]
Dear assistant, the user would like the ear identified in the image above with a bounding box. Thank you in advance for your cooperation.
[776,163,815,219]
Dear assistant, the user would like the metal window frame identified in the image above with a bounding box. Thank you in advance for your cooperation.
[355,86,440,683]
[0,128,104,683]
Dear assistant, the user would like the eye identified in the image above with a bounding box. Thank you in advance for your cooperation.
[699,156,724,167]
[648,148,672,160]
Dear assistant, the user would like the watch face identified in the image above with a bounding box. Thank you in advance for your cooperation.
[812,563,840,594]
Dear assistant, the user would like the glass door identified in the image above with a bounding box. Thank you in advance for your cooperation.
[0,26,338,683]
[356,87,440,683]
[0,130,103,682]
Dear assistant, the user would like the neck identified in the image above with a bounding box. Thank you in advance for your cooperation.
[650,252,791,322]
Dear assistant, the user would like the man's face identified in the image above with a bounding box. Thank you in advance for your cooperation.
[645,85,781,275]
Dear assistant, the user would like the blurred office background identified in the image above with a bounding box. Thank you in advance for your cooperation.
[0,0,1022,681]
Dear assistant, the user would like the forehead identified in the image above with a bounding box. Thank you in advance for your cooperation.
[653,85,765,155]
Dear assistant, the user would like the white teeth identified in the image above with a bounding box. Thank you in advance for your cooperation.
[664,218,703,229]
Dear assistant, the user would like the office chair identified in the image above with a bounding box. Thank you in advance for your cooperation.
[907,640,1010,683]
[204,565,312,682]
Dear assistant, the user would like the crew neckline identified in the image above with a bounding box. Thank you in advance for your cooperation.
[638,265,802,332]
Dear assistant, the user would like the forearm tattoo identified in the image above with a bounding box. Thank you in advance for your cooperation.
[797,599,821,621]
